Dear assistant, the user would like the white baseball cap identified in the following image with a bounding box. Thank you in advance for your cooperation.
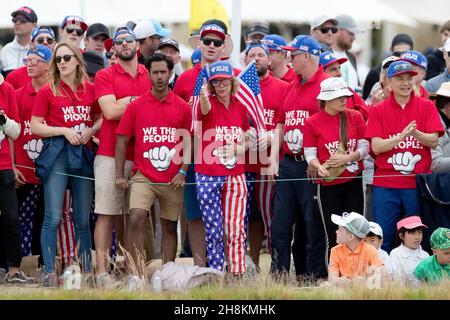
[310,15,338,30]
[331,212,370,238]
[317,77,353,101]
[133,19,171,40]
[369,222,383,238]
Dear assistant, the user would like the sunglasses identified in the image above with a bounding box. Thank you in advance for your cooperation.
[320,27,338,34]
[114,36,135,46]
[201,38,224,47]
[22,57,45,66]
[210,78,232,87]
[55,54,75,64]
[66,27,85,37]
[36,37,55,45]
[12,18,30,24]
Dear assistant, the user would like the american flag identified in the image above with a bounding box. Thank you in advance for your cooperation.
[192,65,209,132]
[236,60,266,131]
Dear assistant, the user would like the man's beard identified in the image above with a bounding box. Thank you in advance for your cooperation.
[337,38,352,51]
[117,48,137,61]
[257,64,268,77]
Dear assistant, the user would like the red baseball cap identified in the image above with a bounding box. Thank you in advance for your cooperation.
[396,216,427,231]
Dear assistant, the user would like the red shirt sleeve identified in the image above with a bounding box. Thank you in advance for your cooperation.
[94,68,115,101]
[116,100,136,137]
[32,86,50,118]
[365,104,383,140]
[4,83,19,122]
[302,118,316,148]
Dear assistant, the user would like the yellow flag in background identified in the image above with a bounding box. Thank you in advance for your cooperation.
[189,0,230,34]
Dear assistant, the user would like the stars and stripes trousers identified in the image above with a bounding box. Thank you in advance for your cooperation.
[195,173,248,274]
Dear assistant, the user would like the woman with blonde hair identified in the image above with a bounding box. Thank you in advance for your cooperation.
[31,41,101,287]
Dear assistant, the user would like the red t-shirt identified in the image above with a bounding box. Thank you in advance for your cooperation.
[33,82,97,131]
[0,81,19,171]
[94,63,151,160]
[15,83,42,184]
[280,66,298,84]
[346,88,369,121]
[365,93,444,189]
[304,109,366,186]
[277,67,330,156]
[419,85,429,99]
[5,66,30,90]
[246,75,288,173]
[195,96,250,176]
[117,91,191,183]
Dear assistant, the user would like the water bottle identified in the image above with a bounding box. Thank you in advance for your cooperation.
[62,265,81,290]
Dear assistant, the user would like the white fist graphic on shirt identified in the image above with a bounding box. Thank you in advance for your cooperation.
[284,129,303,154]
[143,146,176,172]
[23,139,43,161]
[346,161,360,173]
[213,148,237,170]
[72,123,87,134]
[387,152,422,175]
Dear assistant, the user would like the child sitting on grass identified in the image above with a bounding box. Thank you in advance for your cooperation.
[390,216,429,278]
[413,227,450,282]
[328,212,385,286]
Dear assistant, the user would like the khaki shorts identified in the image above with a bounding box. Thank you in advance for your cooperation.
[94,155,134,215]
[129,171,183,222]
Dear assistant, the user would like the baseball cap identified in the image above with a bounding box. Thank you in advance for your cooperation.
[246,22,269,37]
[112,26,136,41]
[133,19,171,39]
[335,14,363,34]
[317,77,353,101]
[27,45,52,63]
[369,222,384,238]
[245,40,269,56]
[208,61,233,81]
[31,26,55,41]
[191,48,201,65]
[83,50,105,76]
[331,212,370,238]
[436,82,450,98]
[282,35,321,56]
[319,51,348,68]
[430,227,450,250]
[200,23,227,41]
[86,23,110,39]
[381,55,400,69]
[387,60,417,78]
[391,33,414,49]
[262,34,287,51]
[11,6,37,23]
[401,50,428,70]
[60,16,88,31]
[157,38,180,52]
[310,15,338,30]
[396,216,427,231]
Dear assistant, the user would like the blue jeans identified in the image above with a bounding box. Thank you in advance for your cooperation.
[41,150,93,273]
[372,186,418,253]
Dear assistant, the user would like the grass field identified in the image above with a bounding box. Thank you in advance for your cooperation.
[1,254,449,300]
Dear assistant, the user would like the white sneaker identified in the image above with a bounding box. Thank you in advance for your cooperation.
[96,272,121,289]
[126,275,146,291]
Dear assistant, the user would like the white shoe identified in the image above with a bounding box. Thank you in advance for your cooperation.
[126,275,146,291]
[96,272,121,289]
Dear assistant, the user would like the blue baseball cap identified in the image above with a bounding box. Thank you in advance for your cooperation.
[387,60,418,78]
[282,35,321,56]
[31,26,55,41]
[262,34,287,51]
[319,51,348,68]
[191,48,201,65]
[245,41,269,56]
[112,26,136,41]
[60,15,87,31]
[401,50,428,70]
[27,45,52,62]
[208,61,233,81]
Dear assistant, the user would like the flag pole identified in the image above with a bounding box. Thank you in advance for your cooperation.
[231,0,242,65]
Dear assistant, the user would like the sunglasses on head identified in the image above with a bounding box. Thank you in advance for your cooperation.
[66,27,85,37]
[320,27,338,34]
[12,17,30,24]
[55,54,75,64]
[36,37,55,45]
[114,36,135,46]
[201,38,224,47]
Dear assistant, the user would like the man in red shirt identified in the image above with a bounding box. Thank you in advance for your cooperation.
[14,45,51,260]
[268,35,328,279]
[366,60,444,252]
[262,34,297,84]
[116,53,191,273]
[94,26,151,288]
[0,73,25,283]
[243,40,288,268]
[6,26,56,90]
